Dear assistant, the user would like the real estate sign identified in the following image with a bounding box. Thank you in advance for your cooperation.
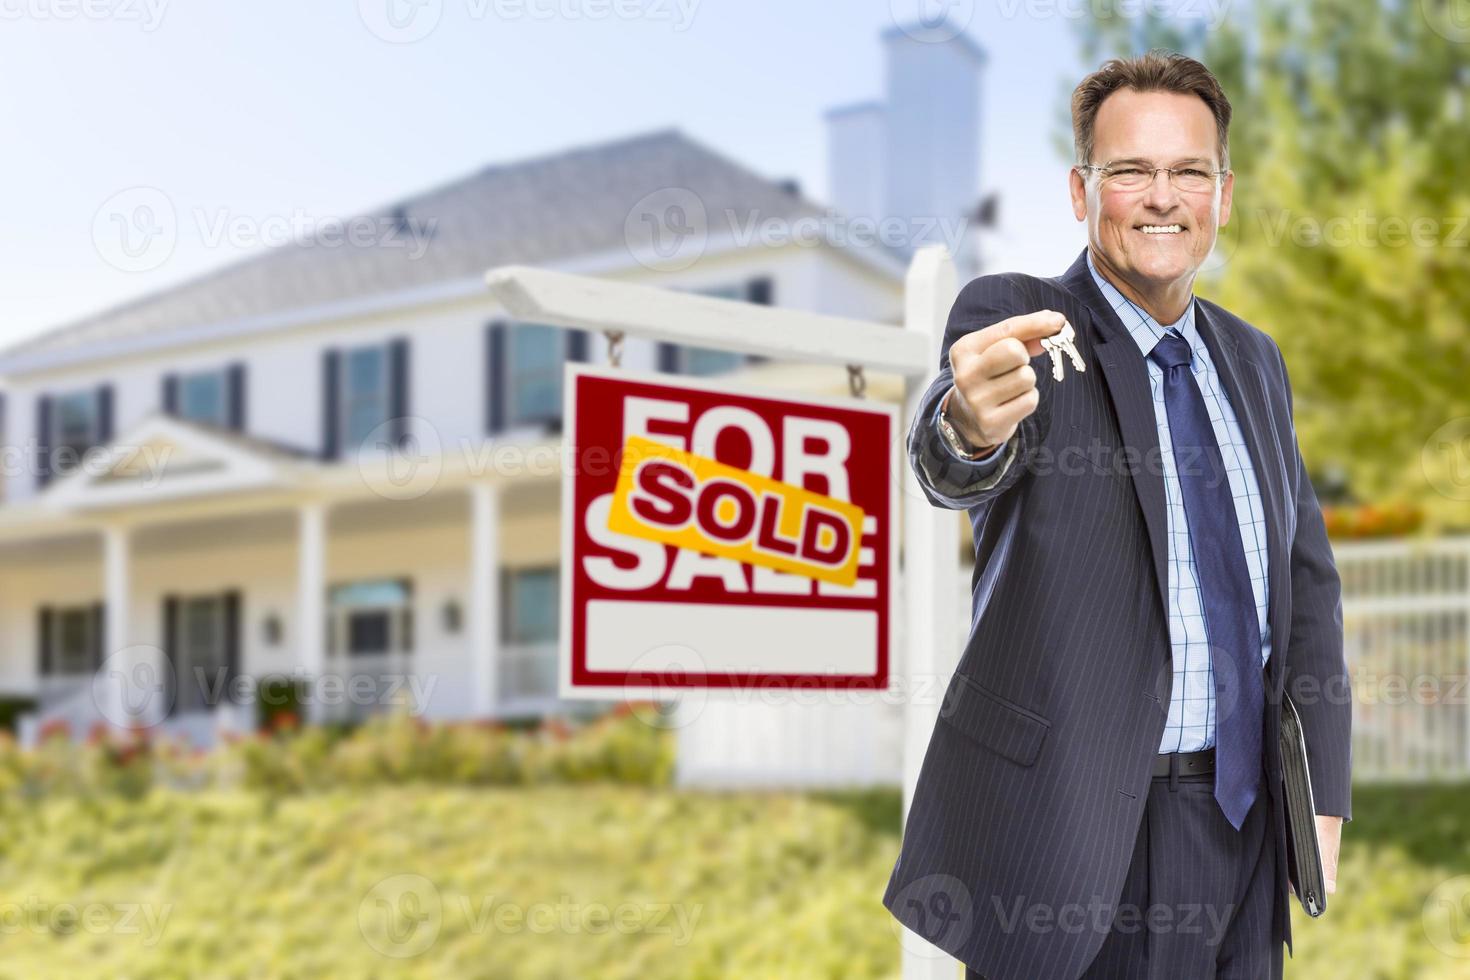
[561,365,896,698]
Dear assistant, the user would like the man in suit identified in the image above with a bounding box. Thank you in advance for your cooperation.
[883,51,1352,979]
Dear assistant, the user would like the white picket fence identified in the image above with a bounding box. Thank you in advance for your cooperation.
[1336,534,1470,781]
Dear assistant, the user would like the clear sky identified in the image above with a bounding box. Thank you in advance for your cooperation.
[0,0,1114,349]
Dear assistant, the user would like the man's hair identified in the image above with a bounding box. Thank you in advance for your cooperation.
[1071,50,1232,169]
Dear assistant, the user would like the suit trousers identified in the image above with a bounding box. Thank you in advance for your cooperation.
[966,759,1281,980]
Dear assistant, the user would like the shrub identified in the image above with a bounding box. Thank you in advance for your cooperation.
[2,707,674,801]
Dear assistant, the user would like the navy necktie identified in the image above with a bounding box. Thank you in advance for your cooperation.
[1148,329,1264,831]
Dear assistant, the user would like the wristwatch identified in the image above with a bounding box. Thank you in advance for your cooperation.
[938,388,996,460]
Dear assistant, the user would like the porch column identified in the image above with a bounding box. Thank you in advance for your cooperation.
[297,503,327,723]
[468,482,501,717]
[102,524,134,726]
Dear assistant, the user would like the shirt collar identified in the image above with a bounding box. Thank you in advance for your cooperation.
[1085,249,1202,362]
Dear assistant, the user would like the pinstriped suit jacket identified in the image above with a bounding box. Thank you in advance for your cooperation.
[883,248,1352,979]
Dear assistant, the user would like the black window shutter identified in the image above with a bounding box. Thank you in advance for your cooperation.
[746,278,774,365]
[37,606,54,678]
[162,374,179,416]
[486,322,507,434]
[35,395,52,489]
[321,349,340,460]
[389,338,409,448]
[223,591,242,686]
[90,602,105,671]
[96,385,114,444]
[657,343,680,375]
[227,363,247,432]
[567,330,589,364]
[162,596,179,718]
[746,277,774,306]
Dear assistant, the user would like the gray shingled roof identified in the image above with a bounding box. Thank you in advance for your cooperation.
[5,129,828,363]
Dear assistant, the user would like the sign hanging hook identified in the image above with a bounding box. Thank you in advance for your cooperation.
[846,364,867,399]
[604,330,625,368]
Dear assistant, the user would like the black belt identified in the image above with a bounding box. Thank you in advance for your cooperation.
[1152,747,1215,778]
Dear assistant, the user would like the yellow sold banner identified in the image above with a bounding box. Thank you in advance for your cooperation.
[606,434,866,586]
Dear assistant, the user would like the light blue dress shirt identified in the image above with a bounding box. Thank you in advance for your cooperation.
[1085,252,1272,752]
[936,254,1273,752]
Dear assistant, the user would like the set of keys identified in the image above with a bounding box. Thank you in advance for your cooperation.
[1039,319,1086,382]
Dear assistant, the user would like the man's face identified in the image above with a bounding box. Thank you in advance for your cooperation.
[1068,88,1233,292]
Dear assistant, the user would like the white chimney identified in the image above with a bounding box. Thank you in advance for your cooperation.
[823,23,986,278]
[824,101,886,227]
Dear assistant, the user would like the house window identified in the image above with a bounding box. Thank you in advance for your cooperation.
[53,391,101,462]
[501,568,558,704]
[506,568,558,643]
[179,370,227,426]
[47,606,96,676]
[342,345,389,449]
[508,325,563,426]
[658,280,769,377]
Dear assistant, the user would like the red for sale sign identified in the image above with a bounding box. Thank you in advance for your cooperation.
[561,364,897,698]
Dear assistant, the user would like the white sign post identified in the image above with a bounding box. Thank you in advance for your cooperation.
[487,246,964,980]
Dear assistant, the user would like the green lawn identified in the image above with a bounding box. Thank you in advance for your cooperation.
[0,782,1465,978]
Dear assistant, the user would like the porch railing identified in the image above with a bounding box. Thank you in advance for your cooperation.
[1336,535,1470,781]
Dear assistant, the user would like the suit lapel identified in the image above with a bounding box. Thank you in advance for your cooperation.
[1057,249,1289,672]
[1058,251,1171,625]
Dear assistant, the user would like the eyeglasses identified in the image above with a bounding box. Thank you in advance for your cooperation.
[1076,161,1228,194]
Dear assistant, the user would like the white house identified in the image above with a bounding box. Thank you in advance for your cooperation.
[0,25,987,784]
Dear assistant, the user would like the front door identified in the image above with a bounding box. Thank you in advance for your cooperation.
[163,591,240,718]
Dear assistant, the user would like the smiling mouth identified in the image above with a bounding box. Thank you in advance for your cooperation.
[1137,224,1185,235]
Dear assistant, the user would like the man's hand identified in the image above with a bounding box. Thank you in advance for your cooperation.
[946,310,1069,451]
[1317,814,1342,894]
[1287,814,1343,899]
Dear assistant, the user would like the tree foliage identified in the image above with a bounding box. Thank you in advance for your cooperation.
[1067,0,1470,531]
